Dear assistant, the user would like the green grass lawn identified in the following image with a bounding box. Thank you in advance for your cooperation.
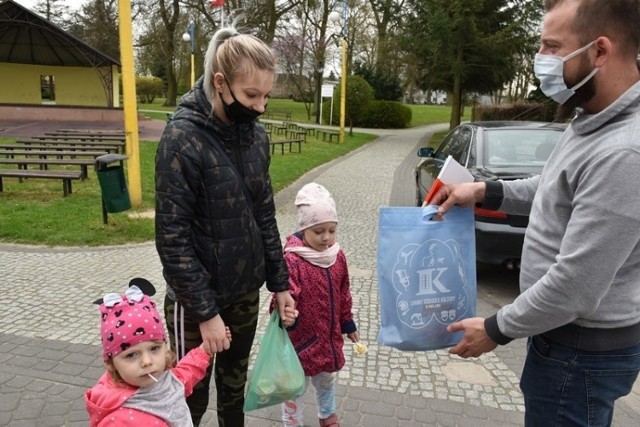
[1,97,462,246]
[0,132,377,246]
[139,97,470,127]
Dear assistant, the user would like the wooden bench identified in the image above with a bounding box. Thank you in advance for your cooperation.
[0,144,120,153]
[4,142,121,154]
[42,133,125,141]
[270,123,288,135]
[0,158,94,179]
[297,125,317,137]
[265,110,292,121]
[269,139,303,155]
[18,138,124,151]
[319,129,340,142]
[56,128,125,135]
[0,149,109,159]
[5,141,117,148]
[0,169,83,196]
[285,129,308,142]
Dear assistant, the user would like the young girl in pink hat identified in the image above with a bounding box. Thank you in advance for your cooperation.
[84,278,230,426]
[274,183,360,427]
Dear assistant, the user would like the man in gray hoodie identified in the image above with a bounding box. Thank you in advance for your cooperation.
[431,0,640,425]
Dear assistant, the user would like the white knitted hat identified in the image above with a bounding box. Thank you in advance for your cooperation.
[295,183,338,231]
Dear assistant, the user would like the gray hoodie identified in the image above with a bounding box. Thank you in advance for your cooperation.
[494,81,640,341]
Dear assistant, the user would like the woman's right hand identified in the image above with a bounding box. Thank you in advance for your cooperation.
[199,315,231,354]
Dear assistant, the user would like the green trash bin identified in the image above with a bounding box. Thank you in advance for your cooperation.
[96,154,131,223]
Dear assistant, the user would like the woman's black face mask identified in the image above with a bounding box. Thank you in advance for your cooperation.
[219,84,265,124]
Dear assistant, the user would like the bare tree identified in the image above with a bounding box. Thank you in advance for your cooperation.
[69,0,120,60]
[368,0,403,73]
[228,0,302,43]
[33,0,71,25]
[273,11,316,119]
[326,0,375,78]
[155,0,181,106]
[286,0,333,124]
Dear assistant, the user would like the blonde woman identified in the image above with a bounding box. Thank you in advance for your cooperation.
[155,24,297,426]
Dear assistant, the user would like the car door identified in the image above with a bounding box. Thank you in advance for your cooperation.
[415,129,460,202]
[416,126,473,205]
[436,125,473,166]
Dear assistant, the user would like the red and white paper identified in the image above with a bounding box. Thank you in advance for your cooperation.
[422,155,473,206]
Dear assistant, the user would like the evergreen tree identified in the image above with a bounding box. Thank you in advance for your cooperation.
[353,61,402,101]
[402,0,542,128]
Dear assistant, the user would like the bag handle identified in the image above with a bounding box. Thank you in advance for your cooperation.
[270,310,285,329]
[420,205,440,223]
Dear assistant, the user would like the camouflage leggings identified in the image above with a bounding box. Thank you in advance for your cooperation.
[164,290,259,427]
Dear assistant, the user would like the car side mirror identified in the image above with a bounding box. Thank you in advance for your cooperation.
[417,147,435,157]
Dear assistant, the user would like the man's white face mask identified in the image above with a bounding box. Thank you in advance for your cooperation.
[534,41,598,104]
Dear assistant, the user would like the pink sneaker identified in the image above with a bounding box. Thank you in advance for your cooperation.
[319,414,339,427]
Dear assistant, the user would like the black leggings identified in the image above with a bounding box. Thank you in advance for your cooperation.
[164,290,259,427]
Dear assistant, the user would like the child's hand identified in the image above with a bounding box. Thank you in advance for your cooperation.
[198,342,209,355]
[199,315,231,355]
[281,306,298,327]
[199,327,231,356]
[347,332,368,355]
[275,291,298,327]
[353,341,368,355]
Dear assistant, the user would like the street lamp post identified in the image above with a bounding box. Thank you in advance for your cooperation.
[182,21,195,88]
[329,2,347,143]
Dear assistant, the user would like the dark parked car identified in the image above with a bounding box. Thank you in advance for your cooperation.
[415,121,566,268]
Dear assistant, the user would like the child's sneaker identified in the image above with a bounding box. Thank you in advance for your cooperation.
[319,413,339,427]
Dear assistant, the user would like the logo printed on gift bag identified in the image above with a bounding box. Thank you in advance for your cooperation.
[393,239,471,329]
[377,206,476,351]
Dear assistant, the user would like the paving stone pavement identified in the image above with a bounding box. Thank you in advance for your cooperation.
[0,122,638,426]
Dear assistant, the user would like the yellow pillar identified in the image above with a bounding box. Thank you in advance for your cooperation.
[190,53,195,88]
[117,0,142,207]
[339,37,347,143]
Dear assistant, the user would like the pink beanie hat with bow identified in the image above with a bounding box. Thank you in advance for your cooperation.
[295,182,338,231]
[98,283,166,361]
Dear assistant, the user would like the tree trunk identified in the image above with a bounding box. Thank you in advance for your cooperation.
[158,0,180,107]
[449,41,464,129]
[164,63,177,107]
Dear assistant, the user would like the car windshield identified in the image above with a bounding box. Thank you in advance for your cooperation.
[485,128,563,167]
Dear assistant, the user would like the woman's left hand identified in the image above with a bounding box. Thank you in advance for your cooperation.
[275,291,298,327]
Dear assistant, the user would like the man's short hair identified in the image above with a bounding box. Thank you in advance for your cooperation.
[546,0,640,58]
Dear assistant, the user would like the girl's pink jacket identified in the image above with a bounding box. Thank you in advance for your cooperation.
[280,233,357,377]
[84,347,210,426]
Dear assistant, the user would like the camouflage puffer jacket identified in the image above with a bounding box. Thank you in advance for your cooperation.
[155,77,288,322]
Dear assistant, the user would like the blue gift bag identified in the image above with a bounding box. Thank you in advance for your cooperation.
[376,205,476,351]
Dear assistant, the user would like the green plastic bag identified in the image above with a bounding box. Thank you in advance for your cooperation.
[243,311,305,412]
